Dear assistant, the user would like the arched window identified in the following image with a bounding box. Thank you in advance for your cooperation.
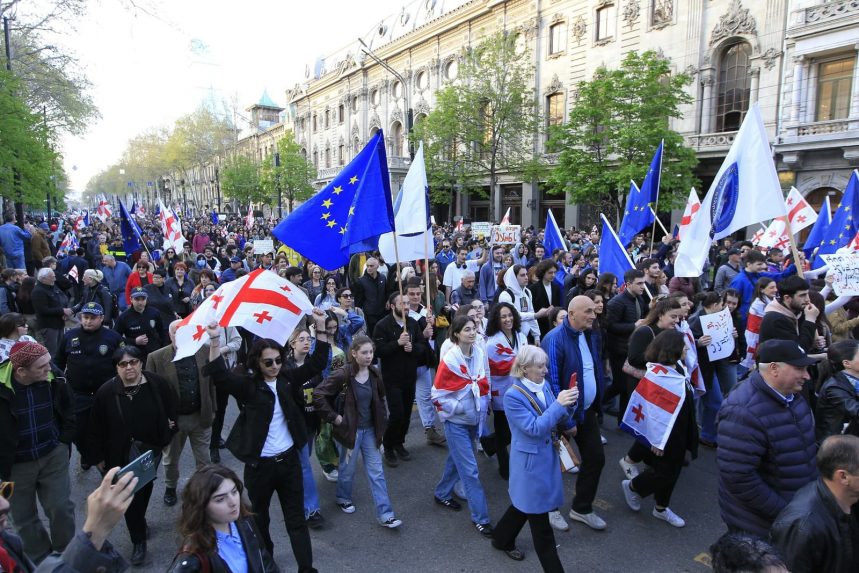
[369,126,379,139]
[715,41,751,132]
[391,122,403,156]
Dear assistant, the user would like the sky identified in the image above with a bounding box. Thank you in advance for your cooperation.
[47,0,429,193]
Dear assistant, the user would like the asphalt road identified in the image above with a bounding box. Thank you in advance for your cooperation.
[64,404,724,572]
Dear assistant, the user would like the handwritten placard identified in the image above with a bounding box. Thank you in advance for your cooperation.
[471,222,492,239]
[702,308,734,362]
[253,239,275,254]
[820,254,859,296]
[490,224,521,245]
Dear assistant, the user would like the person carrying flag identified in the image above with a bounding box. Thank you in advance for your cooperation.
[619,329,698,528]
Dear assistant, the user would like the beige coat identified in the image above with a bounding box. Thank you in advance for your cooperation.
[145,343,216,427]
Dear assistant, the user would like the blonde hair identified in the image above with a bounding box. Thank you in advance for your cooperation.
[511,345,548,379]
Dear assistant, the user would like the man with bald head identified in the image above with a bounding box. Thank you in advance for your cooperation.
[542,296,607,531]
[354,256,388,336]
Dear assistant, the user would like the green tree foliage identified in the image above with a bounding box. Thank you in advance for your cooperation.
[415,31,545,222]
[550,50,698,223]
[163,107,236,184]
[259,131,316,215]
[220,154,263,206]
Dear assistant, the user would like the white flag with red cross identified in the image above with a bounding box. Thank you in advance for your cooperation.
[619,363,688,450]
[172,268,314,361]
[95,196,112,222]
[677,188,700,241]
[500,207,511,226]
[785,187,818,234]
[158,199,186,251]
[757,216,790,250]
[245,203,254,230]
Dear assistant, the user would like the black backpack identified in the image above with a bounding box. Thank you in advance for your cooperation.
[491,286,515,307]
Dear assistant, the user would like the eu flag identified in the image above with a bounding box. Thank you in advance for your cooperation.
[272,130,395,270]
[812,169,859,268]
[119,199,144,256]
[617,181,654,247]
[599,213,634,287]
[542,210,567,287]
[211,209,219,225]
[640,140,663,204]
[802,195,831,258]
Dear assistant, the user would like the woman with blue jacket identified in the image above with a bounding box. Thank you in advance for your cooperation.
[491,345,578,571]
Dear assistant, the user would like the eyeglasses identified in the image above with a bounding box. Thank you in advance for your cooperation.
[17,323,28,328]
[117,359,141,368]
[340,293,353,298]
[0,481,13,499]
[261,357,283,368]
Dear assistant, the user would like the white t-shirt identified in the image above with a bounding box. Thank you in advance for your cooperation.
[260,380,294,456]
[442,259,481,290]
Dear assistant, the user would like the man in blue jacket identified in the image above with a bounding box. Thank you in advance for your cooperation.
[730,250,797,324]
[0,216,30,270]
[478,245,506,306]
[716,340,818,537]
[100,255,131,311]
[542,295,607,531]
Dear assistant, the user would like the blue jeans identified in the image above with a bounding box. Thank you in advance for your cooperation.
[699,361,735,443]
[299,442,320,517]
[336,428,395,523]
[435,421,490,525]
[415,366,439,429]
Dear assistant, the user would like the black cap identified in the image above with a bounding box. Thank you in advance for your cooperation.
[727,248,741,256]
[756,340,816,367]
[79,302,104,316]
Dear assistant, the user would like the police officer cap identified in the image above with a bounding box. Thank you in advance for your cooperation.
[80,302,104,316]
[131,287,148,299]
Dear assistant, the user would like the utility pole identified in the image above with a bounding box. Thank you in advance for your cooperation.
[274,152,282,220]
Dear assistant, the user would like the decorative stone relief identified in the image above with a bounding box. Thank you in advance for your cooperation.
[369,113,381,131]
[544,73,563,96]
[390,106,404,124]
[517,17,539,41]
[684,65,698,77]
[651,0,673,29]
[760,47,782,70]
[351,122,359,139]
[415,98,431,116]
[572,15,587,44]
[710,0,758,45]
[623,1,640,27]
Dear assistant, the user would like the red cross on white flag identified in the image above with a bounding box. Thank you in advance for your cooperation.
[785,187,818,234]
[172,268,314,361]
[95,196,112,222]
[158,199,186,251]
[757,217,788,250]
[677,188,701,241]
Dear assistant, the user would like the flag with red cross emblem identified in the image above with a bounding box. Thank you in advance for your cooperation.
[785,187,818,234]
[619,362,689,450]
[172,268,313,361]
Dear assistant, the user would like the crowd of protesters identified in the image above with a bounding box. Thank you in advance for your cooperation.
[0,206,857,572]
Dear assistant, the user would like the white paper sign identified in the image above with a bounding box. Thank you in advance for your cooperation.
[471,222,492,238]
[701,308,734,362]
[253,239,275,254]
[489,225,521,245]
[820,254,859,296]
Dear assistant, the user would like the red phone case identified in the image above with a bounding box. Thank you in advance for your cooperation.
[569,372,578,391]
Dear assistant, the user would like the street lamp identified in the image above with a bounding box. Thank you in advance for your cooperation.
[358,38,414,160]
[180,179,187,217]
[274,152,282,220]
[213,167,221,213]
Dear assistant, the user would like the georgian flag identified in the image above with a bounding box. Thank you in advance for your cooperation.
[757,216,790,251]
[95,196,112,222]
[620,363,689,450]
[68,265,79,283]
[677,321,705,396]
[742,298,767,369]
[158,199,186,251]
[486,331,526,410]
[677,188,701,241]
[785,187,817,234]
[58,231,79,256]
[173,268,314,361]
[500,207,511,225]
[431,344,490,425]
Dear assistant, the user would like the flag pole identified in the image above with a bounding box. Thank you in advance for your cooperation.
[782,218,805,278]
[391,231,408,334]
[648,206,669,236]
[424,228,432,316]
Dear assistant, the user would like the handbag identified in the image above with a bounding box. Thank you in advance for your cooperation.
[511,385,580,472]
[435,314,450,328]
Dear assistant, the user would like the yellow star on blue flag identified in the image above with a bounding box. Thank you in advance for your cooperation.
[808,169,859,268]
[272,130,395,270]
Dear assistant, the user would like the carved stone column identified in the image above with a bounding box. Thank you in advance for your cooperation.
[749,66,760,105]
[701,73,715,133]
[850,45,859,123]
[791,56,804,124]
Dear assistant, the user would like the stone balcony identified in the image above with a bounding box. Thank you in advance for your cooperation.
[684,131,737,157]
[790,0,859,36]
[777,118,859,166]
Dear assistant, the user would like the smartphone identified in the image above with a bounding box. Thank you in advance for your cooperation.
[113,450,157,495]
[568,372,578,391]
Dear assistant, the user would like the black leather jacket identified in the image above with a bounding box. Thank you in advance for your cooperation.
[770,478,859,573]
[167,516,278,573]
[815,372,859,443]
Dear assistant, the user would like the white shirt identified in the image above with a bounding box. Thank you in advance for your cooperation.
[520,378,547,408]
[577,333,596,410]
[442,259,481,289]
[260,380,294,456]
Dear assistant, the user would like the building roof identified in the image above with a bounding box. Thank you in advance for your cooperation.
[253,89,283,110]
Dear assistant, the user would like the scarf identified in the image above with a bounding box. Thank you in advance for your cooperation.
[431,344,490,425]
[486,330,526,410]
[677,321,705,395]
[742,296,770,369]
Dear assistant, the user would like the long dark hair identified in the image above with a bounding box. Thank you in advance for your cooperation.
[642,299,681,327]
[645,329,685,365]
[753,277,775,305]
[448,315,476,344]
[0,312,25,339]
[486,302,521,337]
[177,465,253,555]
[247,338,285,379]
[346,335,375,374]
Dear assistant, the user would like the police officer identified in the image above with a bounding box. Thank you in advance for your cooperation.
[54,301,124,468]
[114,287,164,364]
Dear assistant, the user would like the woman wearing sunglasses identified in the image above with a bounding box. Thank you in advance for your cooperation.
[202,308,330,572]
[86,346,178,567]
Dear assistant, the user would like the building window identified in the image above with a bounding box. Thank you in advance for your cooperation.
[339,144,345,165]
[312,114,317,131]
[651,0,673,27]
[416,71,428,91]
[392,81,402,99]
[371,89,380,106]
[338,104,345,123]
[546,92,565,150]
[549,22,565,55]
[596,4,616,41]
[816,56,855,121]
[715,41,751,132]
[312,151,318,167]
[325,147,331,168]
[391,122,403,157]
[325,110,330,128]
[444,60,458,80]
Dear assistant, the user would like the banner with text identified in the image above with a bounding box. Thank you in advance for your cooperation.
[821,253,859,296]
[702,308,735,362]
[490,224,521,245]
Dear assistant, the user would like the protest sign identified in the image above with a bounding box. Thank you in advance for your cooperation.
[701,308,735,362]
[490,225,521,245]
[253,239,275,254]
[471,222,491,239]
[820,254,859,296]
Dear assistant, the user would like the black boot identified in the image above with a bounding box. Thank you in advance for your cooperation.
[130,541,146,566]
[163,487,177,506]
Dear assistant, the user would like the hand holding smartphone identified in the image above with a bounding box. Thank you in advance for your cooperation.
[113,450,157,495]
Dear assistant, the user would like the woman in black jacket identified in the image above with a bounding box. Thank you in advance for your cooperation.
[86,346,178,567]
[166,262,195,318]
[168,465,278,573]
[73,269,114,325]
[815,339,859,443]
[201,310,329,572]
[143,269,177,341]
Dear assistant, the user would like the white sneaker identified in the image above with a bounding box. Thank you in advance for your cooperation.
[322,469,339,483]
[548,510,569,532]
[568,464,580,474]
[568,509,607,531]
[621,480,641,511]
[619,457,640,480]
[652,507,685,528]
[600,434,608,445]
[380,517,403,529]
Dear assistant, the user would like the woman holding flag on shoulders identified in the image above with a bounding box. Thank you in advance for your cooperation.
[619,329,698,528]
[431,314,494,538]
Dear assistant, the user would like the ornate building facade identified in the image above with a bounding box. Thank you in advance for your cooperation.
[225,0,856,231]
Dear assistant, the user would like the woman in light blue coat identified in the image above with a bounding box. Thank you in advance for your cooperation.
[491,345,577,572]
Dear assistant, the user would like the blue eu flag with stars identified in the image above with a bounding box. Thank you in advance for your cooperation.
[272,130,395,270]
[812,169,859,268]
[617,180,654,247]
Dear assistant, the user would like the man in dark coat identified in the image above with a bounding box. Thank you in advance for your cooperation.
[113,287,163,364]
[373,292,428,467]
[717,340,818,537]
[758,275,820,354]
[354,257,387,336]
[30,267,72,359]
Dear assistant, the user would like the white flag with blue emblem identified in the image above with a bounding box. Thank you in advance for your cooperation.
[674,104,787,277]
[378,142,432,263]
